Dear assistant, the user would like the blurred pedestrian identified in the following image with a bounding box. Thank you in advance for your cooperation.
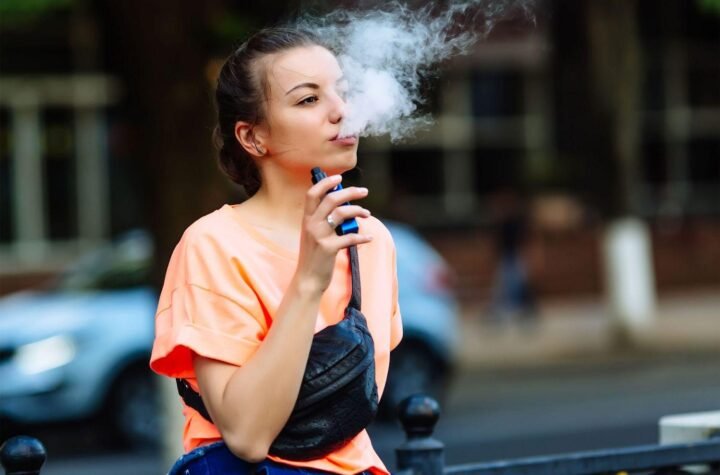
[149,27,402,474]
[485,189,538,325]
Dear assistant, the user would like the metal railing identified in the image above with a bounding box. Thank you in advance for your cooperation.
[3,395,720,475]
[395,396,720,475]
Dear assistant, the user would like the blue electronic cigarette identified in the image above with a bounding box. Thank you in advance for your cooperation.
[311,167,360,236]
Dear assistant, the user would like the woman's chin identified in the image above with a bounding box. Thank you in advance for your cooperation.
[324,152,358,175]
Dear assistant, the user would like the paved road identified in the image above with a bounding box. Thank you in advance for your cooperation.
[373,350,720,469]
[26,351,720,474]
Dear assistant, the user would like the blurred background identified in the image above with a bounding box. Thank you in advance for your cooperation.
[1,1,719,474]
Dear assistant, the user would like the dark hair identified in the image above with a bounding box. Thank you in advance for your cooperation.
[214,27,323,196]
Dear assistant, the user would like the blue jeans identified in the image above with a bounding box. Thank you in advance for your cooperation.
[168,441,373,475]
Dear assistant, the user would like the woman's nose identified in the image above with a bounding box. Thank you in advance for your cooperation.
[328,93,345,124]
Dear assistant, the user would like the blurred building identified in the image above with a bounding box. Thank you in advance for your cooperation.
[0,7,125,294]
[1,0,719,304]
[358,0,720,302]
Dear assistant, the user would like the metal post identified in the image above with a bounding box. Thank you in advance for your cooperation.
[0,436,46,475]
[395,394,445,475]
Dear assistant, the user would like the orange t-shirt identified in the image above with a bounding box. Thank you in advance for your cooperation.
[150,204,402,475]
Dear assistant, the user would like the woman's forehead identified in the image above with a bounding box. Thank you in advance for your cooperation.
[266,46,343,92]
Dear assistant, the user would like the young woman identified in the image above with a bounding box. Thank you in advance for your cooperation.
[150,27,403,475]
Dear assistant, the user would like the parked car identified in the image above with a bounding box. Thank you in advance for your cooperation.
[0,222,458,445]
[0,230,158,447]
[381,221,460,416]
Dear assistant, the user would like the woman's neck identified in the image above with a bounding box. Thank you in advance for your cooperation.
[242,171,308,233]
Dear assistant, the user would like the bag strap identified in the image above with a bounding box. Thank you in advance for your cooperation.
[176,378,213,422]
[348,245,361,311]
[176,246,361,421]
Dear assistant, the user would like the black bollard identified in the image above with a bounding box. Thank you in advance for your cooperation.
[0,436,46,475]
[395,394,445,475]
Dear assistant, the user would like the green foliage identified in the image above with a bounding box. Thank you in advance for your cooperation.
[698,0,720,15]
[0,0,74,14]
[0,0,76,27]
[210,13,257,44]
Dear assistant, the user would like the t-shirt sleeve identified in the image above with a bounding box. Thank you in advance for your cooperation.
[389,238,403,351]
[150,228,266,379]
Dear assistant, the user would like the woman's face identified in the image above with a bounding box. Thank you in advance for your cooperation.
[258,45,357,177]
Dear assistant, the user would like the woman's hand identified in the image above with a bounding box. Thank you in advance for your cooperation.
[295,174,372,295]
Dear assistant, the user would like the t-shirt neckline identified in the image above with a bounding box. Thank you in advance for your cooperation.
[220,203,299,261]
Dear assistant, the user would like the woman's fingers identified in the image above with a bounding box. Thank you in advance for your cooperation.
[327,205,371,230]
[318,231,374,255]
[337,231,374,247]
[304,175,342,215]
[313,186,369,220]
[303,174,371,234]
[297,176,373,293]
[313,204,370,239]
[305,204,373,252]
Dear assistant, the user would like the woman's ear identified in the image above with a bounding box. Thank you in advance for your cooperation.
[235,121,268,157]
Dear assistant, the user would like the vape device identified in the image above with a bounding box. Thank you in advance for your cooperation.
[311,167,360,236]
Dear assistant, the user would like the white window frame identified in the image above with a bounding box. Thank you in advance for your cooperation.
[0,75,120,274]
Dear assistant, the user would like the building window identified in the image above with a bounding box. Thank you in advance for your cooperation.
[43,107,78,240]
[640,139,668,186]
[688,139,720,185]
[473,146,524,193]
[471,71,524,118]
[390,147,445,196]
[0,75,119,272]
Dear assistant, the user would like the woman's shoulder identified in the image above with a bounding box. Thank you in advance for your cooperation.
[161,205,255,289]
[181,206,224,237]
[182,204,244,240]
[359,215,396,249]
[172,205,247,257]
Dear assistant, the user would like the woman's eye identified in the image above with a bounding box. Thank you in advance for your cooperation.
[298,95,319,105]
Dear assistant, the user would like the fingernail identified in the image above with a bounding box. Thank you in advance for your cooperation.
[359,187,368,193]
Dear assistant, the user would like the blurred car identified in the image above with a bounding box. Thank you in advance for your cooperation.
[381,221,460,416]
[0,230,158,447]
[0,222,458,444]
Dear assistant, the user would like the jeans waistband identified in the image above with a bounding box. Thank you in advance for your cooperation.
[167,441,375,475]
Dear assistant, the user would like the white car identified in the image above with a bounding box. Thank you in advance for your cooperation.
[380,221,460,416]
[0,230,159,447]
[0,223,458,445]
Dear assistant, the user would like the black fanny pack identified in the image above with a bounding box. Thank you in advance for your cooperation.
[177,245,378,461]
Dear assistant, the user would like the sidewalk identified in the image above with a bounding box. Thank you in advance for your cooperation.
[457,289,720,369]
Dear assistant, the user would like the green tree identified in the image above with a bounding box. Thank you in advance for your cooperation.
[698,0,720,14]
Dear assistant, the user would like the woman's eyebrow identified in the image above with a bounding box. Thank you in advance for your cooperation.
[285,82,319,96]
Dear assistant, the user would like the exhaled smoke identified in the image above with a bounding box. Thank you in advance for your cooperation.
[297,1,536,142]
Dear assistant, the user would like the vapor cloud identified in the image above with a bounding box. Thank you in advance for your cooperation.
[298,1,536,141]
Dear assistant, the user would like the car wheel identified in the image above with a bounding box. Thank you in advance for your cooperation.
[103,364,161,450]
[381,340,449,420]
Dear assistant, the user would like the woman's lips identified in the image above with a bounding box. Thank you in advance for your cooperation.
[330,135,358,146]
